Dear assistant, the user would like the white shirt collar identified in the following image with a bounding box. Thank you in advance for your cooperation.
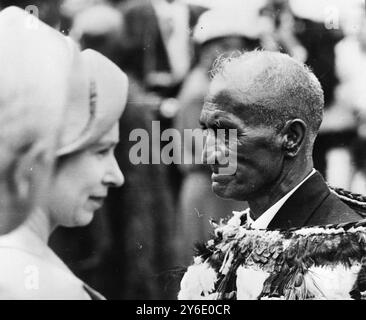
[248,169,317,229]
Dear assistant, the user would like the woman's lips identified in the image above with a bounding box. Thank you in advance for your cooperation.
[88,196,105,209]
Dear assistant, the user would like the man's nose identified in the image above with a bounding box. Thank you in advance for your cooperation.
[202,133,224,165]
[104,156,125,187]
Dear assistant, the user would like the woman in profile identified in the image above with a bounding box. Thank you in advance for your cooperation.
[0,7,128,300]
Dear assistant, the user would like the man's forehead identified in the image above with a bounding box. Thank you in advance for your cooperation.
[201,100,242,125]
[203,88,244,114]
[201,86,264,128]
[207,73,254,103]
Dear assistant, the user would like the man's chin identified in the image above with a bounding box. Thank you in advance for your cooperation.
[212,181,236,199]
[211,179,251,201]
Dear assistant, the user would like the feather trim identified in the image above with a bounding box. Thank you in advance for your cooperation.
[178,213,366,300]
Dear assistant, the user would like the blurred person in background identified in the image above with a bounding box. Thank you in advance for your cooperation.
[119,0,207,209]
[259,0,308,62]
[261,0,342,108]
[59,0,107,32]
[174,3,271,266]
[351,138,366,194]
[260,0,361,189]
[120,0,206,98]
[70,2,124,59]
[333,3,366,193]
[0,0,62,28]
[0,6,69,236]
[286,0,357,189]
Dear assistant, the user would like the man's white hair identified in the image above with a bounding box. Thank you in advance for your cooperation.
[211,50,324,144]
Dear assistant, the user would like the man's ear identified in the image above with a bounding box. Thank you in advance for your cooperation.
[281,119,307,158]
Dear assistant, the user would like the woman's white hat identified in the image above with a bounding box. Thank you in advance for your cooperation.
[0,6,86,233]
[56,49,128,156]
[0,6,85,167]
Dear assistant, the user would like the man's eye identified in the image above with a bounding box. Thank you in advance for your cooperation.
[215,128,229,139]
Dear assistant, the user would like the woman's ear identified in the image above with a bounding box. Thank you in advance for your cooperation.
[281,119,307,158]
[12,143,55,218]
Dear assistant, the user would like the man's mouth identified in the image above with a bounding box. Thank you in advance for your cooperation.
[210,165,219,174]
[210,165,236,176]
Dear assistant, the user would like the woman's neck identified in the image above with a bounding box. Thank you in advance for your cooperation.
[21,207,55,245]
[0,208,69,270]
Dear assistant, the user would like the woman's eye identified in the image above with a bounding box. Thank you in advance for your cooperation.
[96,148,110,156]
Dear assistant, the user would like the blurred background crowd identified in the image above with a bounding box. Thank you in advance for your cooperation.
[1,0,366,299]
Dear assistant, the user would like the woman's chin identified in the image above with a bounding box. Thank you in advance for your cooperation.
[69,210,95,227]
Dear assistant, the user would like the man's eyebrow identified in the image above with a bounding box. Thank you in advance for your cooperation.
[200,114,234,128]
[204,96,223,106]
[202,98,218,109]
[199,112,208,125]
[215,118,239,128]
[204,94,215,104]
[214,91,241,105]
[205,90,233,103]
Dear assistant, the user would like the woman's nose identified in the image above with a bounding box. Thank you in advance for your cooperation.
[104,156,124,187]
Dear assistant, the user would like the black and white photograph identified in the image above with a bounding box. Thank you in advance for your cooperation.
[0,0,366,305]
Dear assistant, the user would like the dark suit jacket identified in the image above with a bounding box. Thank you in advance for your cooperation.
[294,17,343,108]
[267,172,364,230]
[121,0,206,90]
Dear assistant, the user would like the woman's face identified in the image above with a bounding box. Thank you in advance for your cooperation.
[47,123,124,227]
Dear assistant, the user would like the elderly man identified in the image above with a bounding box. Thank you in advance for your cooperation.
[178,50,366,301]
[199,50,363,230]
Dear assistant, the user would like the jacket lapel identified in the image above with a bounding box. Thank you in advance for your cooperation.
[267,172,330,230]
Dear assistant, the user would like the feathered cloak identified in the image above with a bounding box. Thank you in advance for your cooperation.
[178,211,366,300]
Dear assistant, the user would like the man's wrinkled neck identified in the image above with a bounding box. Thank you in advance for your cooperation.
[248,157,314,220]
